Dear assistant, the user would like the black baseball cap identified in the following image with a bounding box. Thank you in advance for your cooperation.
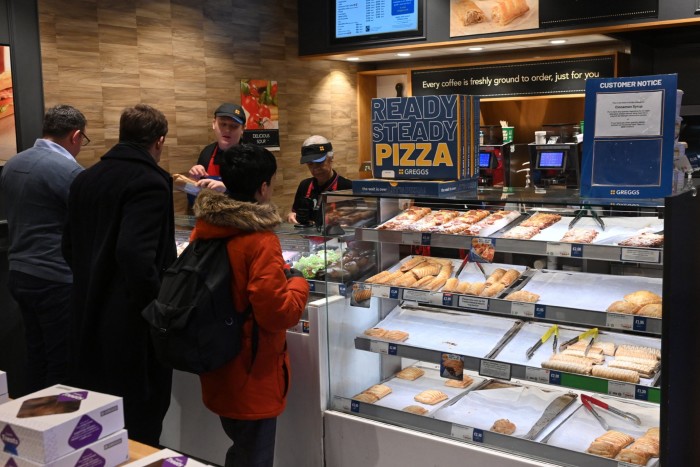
[300,142,333,164]
[214,103,246,125]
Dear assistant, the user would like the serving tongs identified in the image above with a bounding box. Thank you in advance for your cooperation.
[558,328,598,353]
[525,324,559,360]
[581,394,642,426]
[569,207,605,231]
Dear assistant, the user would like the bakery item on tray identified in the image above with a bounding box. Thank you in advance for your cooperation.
[616,448,653,466]
[608,360,658,379]
[403,405,428,415]
[491,0,530,26]
[490,418,516,435]
[519,212,562,229]
[502,225,541,240]
[624,290,662,306]
[606,300,641,315]
[615,344,660,360]
[384,330,409,342]
[377,207,432,230]
[498,269,520,286]
[560,228,599,244]
[411,210,460,232]
[587,430,635,458]
[352,289,372,303]
[485,268,506,285]
[440,210,490,233]
[352,392,378,404]
[363,384,392,399]
[541,359,592,375]
[444,374,474,389]
[637,303,662,318]
[364,327,386,338]
[396,367,425,381]
[414,389,448,405]
[591,366,640,383]
[480,282,506,298]
[619,232,664,248]
[504,290,540,303]
[400,256,428,272]
[453,0,486,26]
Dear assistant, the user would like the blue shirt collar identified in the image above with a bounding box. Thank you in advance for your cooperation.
[33,138,75,161]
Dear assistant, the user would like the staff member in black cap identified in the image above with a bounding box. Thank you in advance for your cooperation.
[287,135,352,225]
[188,103,246,193]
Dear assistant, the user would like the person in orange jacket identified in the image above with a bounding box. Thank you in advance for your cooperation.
[189,143,309,467]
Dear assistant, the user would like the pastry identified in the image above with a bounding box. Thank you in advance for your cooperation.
[587,430,634,458]
[411,263,442,279]
[442,277,460,293]
[384,330,409,342]
[491,0,529,25]
[490,418,516,435]
[591,366,640,383]
[364,327,386,338]
[504,290,540,303]
[457,281,472,294]
[378,207,431,230]
[444,374,474,388]
[393,272,419,288]
[375,270,404,285]
[453,0,486,26]
[616,447,653,465]
[402,405,428,415]
[413,275,437,289]
[520,212,561,229]
[560,349,606,363]
[549,353,603,367]
[480,282,505,297]
[644,427,660,443]
[614,355,660,366]
[502,225,541,239]
[498,269,520,286]
[637,303,662,318]
[395,367,425,381]
[608,360,657,379]
[616,344,660,360]
[363,384,392,399]
[414,389,448,405]
[442,358,464,377]
[353,289,372,303]
[623,290,662,306]
[365,270,391,284]
[566,340,605,354]
[427,276,447,291]
[560,228,599,244]
[619,232,664,248]
[606,300,640,315]
[352,392,378,403]
[541,359,592,375]
[485,268,506,285]
[400,256,428,272]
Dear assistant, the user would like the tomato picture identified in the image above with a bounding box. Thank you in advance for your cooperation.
[241,79,279,131]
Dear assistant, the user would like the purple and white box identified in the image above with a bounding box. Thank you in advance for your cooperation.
[0,372,7,404]
[123,449,212,467]
[0,385,124,463]
[0,429,128,467]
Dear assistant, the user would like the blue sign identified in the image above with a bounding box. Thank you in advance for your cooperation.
[472,429,484,443]
[549,370,562,385]
[421,233,432,245]
[390,287,400,299]
[535,305,547,318]
[388,344,398,355]
[351,401,360,413]
[633,316,648,332]
[572,245,584,257]
[635,386,649,401]
[442,294,453,306]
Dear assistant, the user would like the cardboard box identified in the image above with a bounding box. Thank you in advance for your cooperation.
[371,95,480,180]
[0,372,7,404]
[123,448,212,467]
[352,178,478,198]
[0,429,128,467]
[0,385,124,463]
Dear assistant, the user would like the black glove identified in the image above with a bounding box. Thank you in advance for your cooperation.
[284,267,304,280]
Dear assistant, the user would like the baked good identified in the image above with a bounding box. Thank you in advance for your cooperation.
[560,228,599,244]
[352,289,372,303]
[502,225,541,239]
[490,418,516,435]
[606,300,640,315]
[445,374,474,388]
[393,272,419,288]
[591,366,640,383]
[396,367,425,381]
[637,303,662,318]
[498,269,520,286]
[384,330,409,342]
[402,405,428,415]
[608,360,657,379]
[549,353,603,367]
[566,340,605,355]
[587,430,634,458]
[442,277,460,293]
[173,173,198,191]
[400,256,428,272]
[624,290,662,306]
[414,389,448,405]
[485,268,506,285]
[644,427,660,443]
[616,344,660,360]
[365,270,391,284]
[619,232,664,248]
[364,328,386,338]
[442,358,464,377]
[378,207,431,230]
[480,282,506,298]
[491,0,530,25]
[453,0,486,26]
[456,281,472,294]
[467,282,487,295]
[504,289,540,303]
[352,392,378,403]
[411,210,460,232]
[541,359,592,375]
[411,263,442,279]
[519,212,561,229]
[363,384,392,399]
[616,447,653,465]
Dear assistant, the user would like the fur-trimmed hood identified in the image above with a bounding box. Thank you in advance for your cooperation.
[193,189,282,232]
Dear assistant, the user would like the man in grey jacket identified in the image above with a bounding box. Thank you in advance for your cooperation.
[0,104,87,393]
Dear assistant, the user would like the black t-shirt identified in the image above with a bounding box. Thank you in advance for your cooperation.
[291,170,352,213]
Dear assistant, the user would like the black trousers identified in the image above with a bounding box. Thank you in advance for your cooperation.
[8,270,71,394]
[220,416,277,467]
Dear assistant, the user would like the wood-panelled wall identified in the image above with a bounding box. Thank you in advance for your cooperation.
[37,0,359,215]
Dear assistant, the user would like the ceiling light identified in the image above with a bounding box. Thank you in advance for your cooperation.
[549,39,567,45]
[397,52,411,57]
[347,57,360,61]
[468,47,484,51]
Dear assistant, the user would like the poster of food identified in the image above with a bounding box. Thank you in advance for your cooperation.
[450,0,539,38]
[0,45,16,164]
[240,79,280,151]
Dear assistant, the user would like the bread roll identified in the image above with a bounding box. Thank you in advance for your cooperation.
[637,303,662,318]
[623,290,662,306]
[606,300,640,314]
[591,366,640,383]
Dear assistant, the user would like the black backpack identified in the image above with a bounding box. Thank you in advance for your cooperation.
[142,237,257,374]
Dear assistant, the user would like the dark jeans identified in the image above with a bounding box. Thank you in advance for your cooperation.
[220,417,277,467]
[7,270,72,393]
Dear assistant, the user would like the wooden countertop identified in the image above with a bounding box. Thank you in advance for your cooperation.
[127,439,160,460]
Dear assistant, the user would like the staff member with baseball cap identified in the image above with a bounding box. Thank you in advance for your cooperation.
[188,103,246,193]
[287,135,352,225]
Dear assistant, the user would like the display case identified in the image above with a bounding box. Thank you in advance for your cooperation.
[322,186,700,467]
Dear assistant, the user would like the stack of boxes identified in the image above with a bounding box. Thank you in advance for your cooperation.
[352,95,480,197]
[0,385,128,467]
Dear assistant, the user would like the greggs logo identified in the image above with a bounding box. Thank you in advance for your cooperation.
[610,189,640,196]
[319,145,325,152]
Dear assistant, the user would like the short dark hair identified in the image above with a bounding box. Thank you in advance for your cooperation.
[119,104,168,148]
[42,105,86,139]
[220,144,277,202]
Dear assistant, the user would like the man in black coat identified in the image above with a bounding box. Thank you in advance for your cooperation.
[62,104,176,446]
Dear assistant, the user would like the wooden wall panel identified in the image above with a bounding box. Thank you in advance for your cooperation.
[38,0,359,216]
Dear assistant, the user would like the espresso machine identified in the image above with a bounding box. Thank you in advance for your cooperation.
[528,123,583,189]
[478,125,513,187]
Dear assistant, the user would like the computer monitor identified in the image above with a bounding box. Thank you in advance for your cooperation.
[479,151,493,168]
[536,150,566,170]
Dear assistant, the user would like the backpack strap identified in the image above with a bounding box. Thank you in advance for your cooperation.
[242,304,258,371]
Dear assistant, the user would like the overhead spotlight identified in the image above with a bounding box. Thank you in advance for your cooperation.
[468,47,484,51]
[347,57,360,61]
[397,52,411,57]
[549,39,567,45]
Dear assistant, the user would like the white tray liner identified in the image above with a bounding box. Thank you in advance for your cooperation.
[545,397,660,466]
[365,305,521,357]
[432,385,573,438]
[517,269,662,311]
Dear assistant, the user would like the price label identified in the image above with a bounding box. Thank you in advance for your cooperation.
[608,381,635,399]
[549,370,562,385]
[372,285,391,298]
[546,242,572,257]
[511,302,535,317]
[403,289,432,302]
[451,425,483,443]
[632,316,648,332]
[525,367,550,384]
[457,295,489,311]
[606,313,634,331]
[369,341,390,354]
[535,304,547,318]
[621,248,661,263]
[635,386,649,401]
[401,232,423,245]
[571,245,584,258]
[479,360,512,380]
[350,400,361,413]
[442,294,454,306]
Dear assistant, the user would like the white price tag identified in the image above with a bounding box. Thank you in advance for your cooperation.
[511,302,535,317]
[457,295,489,311]
[621,248,661,263]
[546,242,572,257]
[401,232,422,245]
[525,367,550,384]
[371,285,391,298]
[479,360,512,380]
[451,424,475,441]
[608,381,635,399]
[402,289,431,302]
[370,340,390,354]
[606,313,634,331]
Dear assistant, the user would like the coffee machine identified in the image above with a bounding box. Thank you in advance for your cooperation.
[478,125,513,187]
[528,123,583,189]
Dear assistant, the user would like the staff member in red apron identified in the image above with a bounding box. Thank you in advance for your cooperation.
[287,135,352,225]
[188,103,246,193]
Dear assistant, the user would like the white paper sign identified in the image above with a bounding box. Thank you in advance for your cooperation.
[370,340,390,354]
[525,367,550,384]
[451,424,475,441]
[401,232,422,245]
[479,360,512,380]
[595,90,663,137]
[457,295,489,311]
[402,289,432,302]
[621,248,661,263]
[371,285,391,298]
[608,381,635,399]
[511,302,535,317]
[606,313,634,330]
[546,242,572,257]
